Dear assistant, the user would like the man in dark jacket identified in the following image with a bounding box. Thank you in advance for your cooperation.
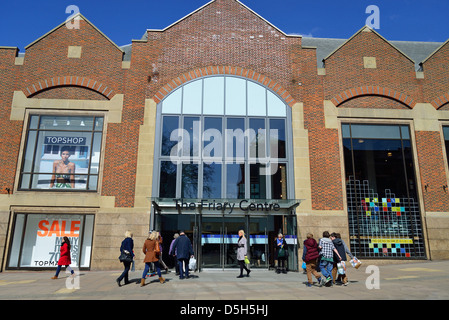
[169,231,194,279]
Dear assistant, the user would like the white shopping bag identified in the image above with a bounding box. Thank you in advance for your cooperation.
[189,257,197,271]
[350,257,362,269]
[337,261,346,275]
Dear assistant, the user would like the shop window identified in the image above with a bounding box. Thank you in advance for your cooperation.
[342,123,425,259]
[7,213,94,269]
[19,115,104,191]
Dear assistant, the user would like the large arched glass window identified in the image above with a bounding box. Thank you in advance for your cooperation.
[154,75,292,201]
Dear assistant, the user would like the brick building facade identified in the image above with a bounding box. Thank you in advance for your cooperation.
[1,0,448,271]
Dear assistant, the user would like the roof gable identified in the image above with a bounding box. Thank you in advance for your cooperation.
[323,26,414,64]
[146,0,300,38]
[420,38,449,65]
[25,13,123,53]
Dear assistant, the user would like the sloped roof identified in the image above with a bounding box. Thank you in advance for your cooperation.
[420,39,449,65]
[302,30,443,71]
[25,13,124,53]
[144,0,300,39]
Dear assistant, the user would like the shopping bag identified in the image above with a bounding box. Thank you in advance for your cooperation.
[244,256,250,265]
[337,261,346,275]
[189,257,197,271]
[302,262,307,270]
[350,257,362,269]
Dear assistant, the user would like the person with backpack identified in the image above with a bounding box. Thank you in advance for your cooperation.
[302,233,322,287]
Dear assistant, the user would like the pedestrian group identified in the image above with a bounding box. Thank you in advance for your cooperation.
[50,228,357,288]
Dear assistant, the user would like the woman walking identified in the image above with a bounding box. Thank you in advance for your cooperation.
[302,233,322,287]
[51,236,74,279]
[236,230,251,278]
[141,231,165,286]
[116,231,134,287]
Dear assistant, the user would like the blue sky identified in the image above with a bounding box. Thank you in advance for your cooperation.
[1,0,448,52]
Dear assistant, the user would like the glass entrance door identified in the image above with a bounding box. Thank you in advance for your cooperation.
[201,216,245,269]
[248,216,270,269]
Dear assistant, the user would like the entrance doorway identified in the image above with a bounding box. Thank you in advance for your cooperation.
[201,216,245,269]
[156,212,298,271]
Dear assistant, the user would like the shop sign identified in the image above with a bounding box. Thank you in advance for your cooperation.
[174,199,281,214]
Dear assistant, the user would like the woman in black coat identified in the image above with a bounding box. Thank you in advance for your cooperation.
[116,231,134,286]
[274,233,288,274]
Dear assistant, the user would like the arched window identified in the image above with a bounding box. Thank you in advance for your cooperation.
[154,75,292,201]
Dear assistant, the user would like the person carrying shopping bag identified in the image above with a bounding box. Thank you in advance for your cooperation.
[236,230,251,278]
[318,231,342,287]
[169,231,194,280]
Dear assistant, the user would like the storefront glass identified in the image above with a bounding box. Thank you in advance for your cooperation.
[153,75,299,270]
[7,213,95,269]
[19,115,104,191]
[342,123,426,259]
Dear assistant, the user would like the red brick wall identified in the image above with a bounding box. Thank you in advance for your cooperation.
[421,41,449,108]
[0,48,23,194]
[415,131,449,211]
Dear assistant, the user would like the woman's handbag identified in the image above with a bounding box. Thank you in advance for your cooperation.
[278,247,286,258]
[154,241,161,255]
[119,251,133,263]
[244,256,250,265]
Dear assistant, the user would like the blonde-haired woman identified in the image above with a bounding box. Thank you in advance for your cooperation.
[236,230,251,278]
[117,231,134,287]
[141,231,165,286]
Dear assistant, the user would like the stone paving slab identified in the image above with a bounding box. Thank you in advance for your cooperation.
[0,260,448,302]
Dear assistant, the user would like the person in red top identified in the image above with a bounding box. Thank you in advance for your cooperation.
[51,236,75,279]
[302,233,322,287]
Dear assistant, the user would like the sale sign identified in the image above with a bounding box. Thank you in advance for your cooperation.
[21,216,82,268]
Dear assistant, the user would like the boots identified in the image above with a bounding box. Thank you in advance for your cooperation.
[159,277,165,284]
[140,278,145,287]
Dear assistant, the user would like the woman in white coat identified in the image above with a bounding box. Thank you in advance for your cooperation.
[236,230,251,278]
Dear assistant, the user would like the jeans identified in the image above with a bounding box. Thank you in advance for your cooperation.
[142,261,161,279]
[320,260,333,280]
[178,258,189,279]
[55,265,74,277]
[118,261,132,283]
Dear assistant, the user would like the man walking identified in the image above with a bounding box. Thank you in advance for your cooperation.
[318,231,342,287]
[169,231,194,280]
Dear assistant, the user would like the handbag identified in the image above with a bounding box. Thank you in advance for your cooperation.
[244,256,250,265]
[154,241,161,255]
[278,247,286,258]
[119,251,133,263]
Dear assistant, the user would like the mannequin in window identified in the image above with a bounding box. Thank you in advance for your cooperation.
[50,146,76,189]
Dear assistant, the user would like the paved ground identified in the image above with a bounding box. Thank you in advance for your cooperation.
[0,260,448,301]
